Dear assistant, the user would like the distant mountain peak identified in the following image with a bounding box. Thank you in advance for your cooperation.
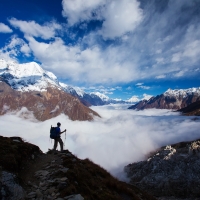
[164,87,200,97]
[0,59,59,92]
[90,92,110,101]
[129,87,200,110]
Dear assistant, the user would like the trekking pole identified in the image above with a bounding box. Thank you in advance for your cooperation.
[64,129,66,148]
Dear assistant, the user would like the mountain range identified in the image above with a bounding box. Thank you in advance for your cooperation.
[128,88,200,112]
[0,59,134,107]
[1,58,200,118]
[0,59,101,121]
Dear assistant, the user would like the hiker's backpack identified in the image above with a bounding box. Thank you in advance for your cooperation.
[50,127,59,139]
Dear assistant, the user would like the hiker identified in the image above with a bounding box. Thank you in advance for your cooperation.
[52,122,66,152]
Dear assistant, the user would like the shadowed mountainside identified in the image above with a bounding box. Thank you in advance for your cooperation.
[0,82,100,121]
[0,135,156,200]
[178,100,200,116]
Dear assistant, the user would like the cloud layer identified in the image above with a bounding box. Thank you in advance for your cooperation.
[1,106,200,178]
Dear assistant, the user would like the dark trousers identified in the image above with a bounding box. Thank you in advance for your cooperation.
[53,137,63,151]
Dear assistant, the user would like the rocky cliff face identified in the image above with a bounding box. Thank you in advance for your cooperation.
[178,100,200,116]
[124,138,200,199]
[0,136,156,200]
[0,82,100,121]
[129,88,200,110]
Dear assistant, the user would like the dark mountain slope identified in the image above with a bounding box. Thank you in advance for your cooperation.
[0,82,100,121]
[0,135,156,200]
[178,100,200,116]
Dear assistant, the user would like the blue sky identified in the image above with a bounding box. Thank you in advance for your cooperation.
[0,0,200,100]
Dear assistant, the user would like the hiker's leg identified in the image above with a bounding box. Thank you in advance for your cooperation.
[58,138,64,151]
[53,139,58,150]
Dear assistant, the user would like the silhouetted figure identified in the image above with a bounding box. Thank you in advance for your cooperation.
[52,122,66,152]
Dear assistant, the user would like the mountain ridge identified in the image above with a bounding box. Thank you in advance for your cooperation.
[0,59,130,106]
[128,87,200,111]
[0,81,100,121]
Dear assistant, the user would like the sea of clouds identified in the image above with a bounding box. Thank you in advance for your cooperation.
[1,105,200,179]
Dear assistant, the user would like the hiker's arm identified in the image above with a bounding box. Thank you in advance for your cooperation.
[60,129,66,134]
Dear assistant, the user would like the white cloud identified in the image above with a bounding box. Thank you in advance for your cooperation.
[156,57,164,64]
[138,85,150,90]
[100,0,143,39]
[62,0,104,25]
[135,83,143,86]
[182,40,200,60]
[173,70,187,78]
[62,0,143,39]
[127,95,139,102]
[9,18,61,39]
[24,36,138,84]
[126,86,132,90]
[0,23,13,33]
[171,53,181,63]
[0,36,31,58]
[135,83,150,90]
[20,43,31,56]
[156,75,166,79]
[1,106,200,179]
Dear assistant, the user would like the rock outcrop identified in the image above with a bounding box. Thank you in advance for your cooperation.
[0,135,42,200]
[0,82,100,121]
[0,135,156,200]
[129,88,200,110]
[124,139,200,199]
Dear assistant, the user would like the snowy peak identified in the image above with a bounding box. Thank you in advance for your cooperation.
[0,59,44,77]
[164,87,200,98]
[73,87,85,97]
[0,59,59,92]
[90,92,110,101]
[60,82,86,98]
[129,87,200,110]
[8,62,44,78]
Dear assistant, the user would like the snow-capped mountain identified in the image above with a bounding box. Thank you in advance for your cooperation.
[0,59,59,92]
[164,88,200,97]
[0,59,129,106]
[91,92,110,102]
[0,59,102,120]
[129,87,200,110]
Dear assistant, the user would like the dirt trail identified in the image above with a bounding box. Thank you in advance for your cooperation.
[19,150,64,190]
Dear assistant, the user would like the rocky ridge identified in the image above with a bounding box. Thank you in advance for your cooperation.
[128,87,200,110]
[0,81,100,121]
[0,135,156,200]
[124,138,200,199]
